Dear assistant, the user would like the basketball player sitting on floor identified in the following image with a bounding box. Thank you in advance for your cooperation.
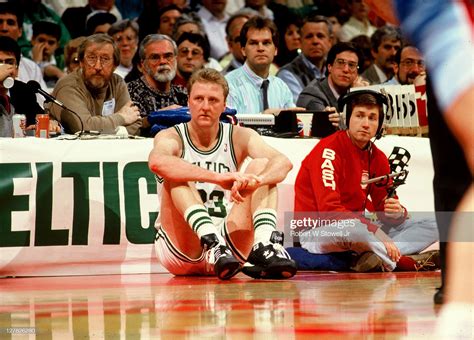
[148,68,297,280]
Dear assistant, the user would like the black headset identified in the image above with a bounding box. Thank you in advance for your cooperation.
[337,89,388,140]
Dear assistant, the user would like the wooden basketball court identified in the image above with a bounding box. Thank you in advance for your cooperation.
[0,271,441,338]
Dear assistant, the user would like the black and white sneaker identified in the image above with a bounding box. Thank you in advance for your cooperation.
[242,231,297,279]
[201,234,241,280]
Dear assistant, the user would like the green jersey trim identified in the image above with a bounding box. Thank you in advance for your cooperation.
[228,124,238,169]
[183,122,223,155]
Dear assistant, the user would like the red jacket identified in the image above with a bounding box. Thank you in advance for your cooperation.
[294,131,407,233]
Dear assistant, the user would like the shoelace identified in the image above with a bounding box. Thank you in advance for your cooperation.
[415,253,437,271]
[204,247,216,274]
[271,242,290,259]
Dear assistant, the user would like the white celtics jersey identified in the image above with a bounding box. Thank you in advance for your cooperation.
[155,122,238,227]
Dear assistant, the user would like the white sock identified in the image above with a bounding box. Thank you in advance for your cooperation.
[184,205,225,244]
[252,208,277,245]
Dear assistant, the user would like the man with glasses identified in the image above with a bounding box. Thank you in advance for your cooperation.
[385,44,425,85]
[172,32,209,88]
[49,34,141,135]
[297,42,366,137]
[127,34,188,137]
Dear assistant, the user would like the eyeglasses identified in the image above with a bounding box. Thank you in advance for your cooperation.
[145,52,175,64]
[333,58,359,71]
[178,47,203,58]
[0,58,17,66]
[400,59,425,69]
[84,54,113,67]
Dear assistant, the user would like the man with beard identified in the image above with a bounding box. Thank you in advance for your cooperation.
[49,34,141,135]
[361,26,401,85]
[385,44,425,85]
[127,34,188,137]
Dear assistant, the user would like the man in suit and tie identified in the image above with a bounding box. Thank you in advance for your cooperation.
[225,16,296,115]
[297,42,367,137]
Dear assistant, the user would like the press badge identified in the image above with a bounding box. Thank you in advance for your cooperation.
[102,99,116,116]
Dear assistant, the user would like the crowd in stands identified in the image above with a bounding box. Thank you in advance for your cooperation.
[0,0,427,138]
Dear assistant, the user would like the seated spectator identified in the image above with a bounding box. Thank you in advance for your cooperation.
[156,5,182,38]
[244,0,274,20]
[273,13,302,68]
[64,36,86,74]
[297,42,366,137]
[197,0,229,60]
[0,36,43,136]
[294,90,438,272]
[171,13,204,40]
[361,26,401,85]
[30,20,65,86]
[0,3,48,105]
[221,11,253,74]
[318,6,343,45]
[277,15,333,102]
[17,0,71,58]
[225,16,295,115]
[127,34,188,137]
[350,34,372,73]
[385,44,425,85]
[108,19,139,78]
[171,13,223,72]
[62,0,121,38]
[48,34,141,135]
[172,32,209,88]
[339,0,376,42]
[85,11,117,36]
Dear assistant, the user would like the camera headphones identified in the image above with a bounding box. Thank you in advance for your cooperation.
[337,89,388,140]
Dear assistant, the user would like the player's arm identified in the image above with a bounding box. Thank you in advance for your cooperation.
[236,126,293,186]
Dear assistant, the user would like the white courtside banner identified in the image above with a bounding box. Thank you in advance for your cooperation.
[0,136,434,276]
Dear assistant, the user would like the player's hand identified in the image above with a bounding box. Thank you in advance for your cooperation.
[325,106,340,128]
[118,101,141,125]
[374,228,401,262]
[384,197,405,220]
[230,174,262,203]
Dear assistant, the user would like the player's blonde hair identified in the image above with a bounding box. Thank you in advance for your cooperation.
[188,68,229,100]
